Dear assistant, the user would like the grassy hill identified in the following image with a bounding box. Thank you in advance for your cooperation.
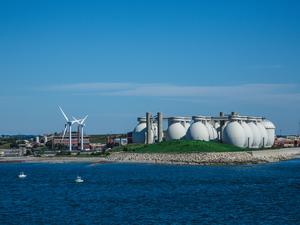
[114,140,246,153]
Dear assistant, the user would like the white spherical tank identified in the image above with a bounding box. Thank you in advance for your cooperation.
[186,116,210,141]
[221,121,229,133]
[132,117,154,143]
[247,120,261,148]
[241,121,254,148]
[167,117,187,140]
[205,119,218,140]
[223,120,246,148]
[256,121,268,148]
[132,118,147,143]
[262,119,276,148]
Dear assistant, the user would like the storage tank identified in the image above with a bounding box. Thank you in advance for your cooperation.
[221,121,229,133]
[240,117,254,148]
[167,117,187,140]
[256,118,269,148]
[223,115,246,148]
[212,127,218,140]
[132,117,147,143]
[247,117,261,149]
[132,117,153,143]
[205,117,218,140]
[186,116,210,141]
[262,119,276,148]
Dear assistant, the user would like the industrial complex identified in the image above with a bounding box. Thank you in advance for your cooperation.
[3,108,300,158]
[132,112,276,149]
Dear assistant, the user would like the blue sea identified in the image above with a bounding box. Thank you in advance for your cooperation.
[0,160,300,225]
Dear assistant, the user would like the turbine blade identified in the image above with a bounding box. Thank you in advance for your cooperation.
[81,115,88,124]
[72,116,81,124]
[59,106,69,122]
[62,125,67,140]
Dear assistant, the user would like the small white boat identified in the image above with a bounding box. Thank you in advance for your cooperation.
[18,172,27,179]
[75,176,84,183]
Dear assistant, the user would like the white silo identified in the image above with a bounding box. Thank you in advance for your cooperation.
[262,119,276,148]
[256,118,269,148]
[186,116,210,141]
[247,117,261,149]
[223,115,246,148]
[167,117,187,140]
[240,117,254,148]
[205,117,218,140]
[132,117,153,143]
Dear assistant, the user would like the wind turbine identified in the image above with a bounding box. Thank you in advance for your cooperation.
[73,115,88,151]
[59,106,77,151]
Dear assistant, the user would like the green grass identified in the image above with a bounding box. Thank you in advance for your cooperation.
[0,143,12,149]
[114,140,247,153]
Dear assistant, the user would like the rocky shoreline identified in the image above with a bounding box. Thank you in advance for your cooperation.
[106,148,300,165]
[1,148,300,165]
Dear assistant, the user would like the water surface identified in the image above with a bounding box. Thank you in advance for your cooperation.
[0,160,300,224]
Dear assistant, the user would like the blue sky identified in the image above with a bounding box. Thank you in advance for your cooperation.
[0,0,299,135]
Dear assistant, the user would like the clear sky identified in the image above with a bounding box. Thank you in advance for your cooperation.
[0,0,299,135]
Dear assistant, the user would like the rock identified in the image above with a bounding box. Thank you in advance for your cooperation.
[106,148,300,165]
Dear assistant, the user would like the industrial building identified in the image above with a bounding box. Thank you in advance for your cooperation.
[131,112,276,149]
[52,132,90,150]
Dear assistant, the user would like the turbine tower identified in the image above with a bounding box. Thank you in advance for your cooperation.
[73,115,88,151]
[59,106,76,151]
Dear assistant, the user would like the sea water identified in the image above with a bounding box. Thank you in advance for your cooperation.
[0,159,300,225]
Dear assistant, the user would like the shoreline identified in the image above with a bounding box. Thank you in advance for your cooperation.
[0,156,109,164]
[106,148,300,165]
[1,148,300,165]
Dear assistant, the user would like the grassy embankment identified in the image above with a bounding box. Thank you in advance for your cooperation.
[113,140,247,153]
